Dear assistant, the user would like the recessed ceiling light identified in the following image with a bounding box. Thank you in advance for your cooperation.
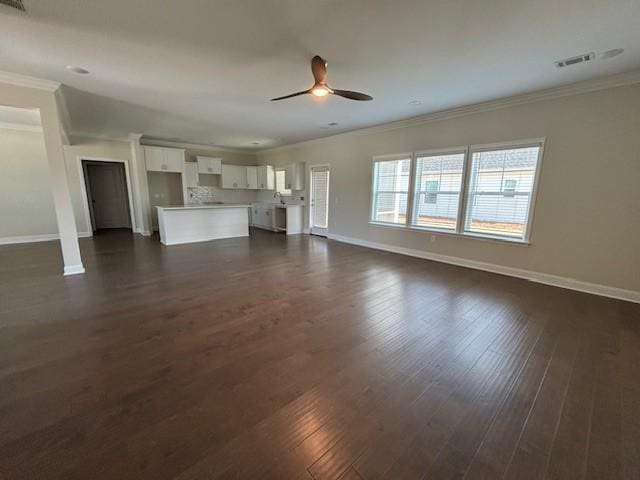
[327,122,339,126]
[600,48,624,59]
[408,100,422,106]
[66,65,90,75]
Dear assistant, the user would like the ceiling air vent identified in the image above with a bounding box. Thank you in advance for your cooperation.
[0,0,26,11]
[555,52,595,68]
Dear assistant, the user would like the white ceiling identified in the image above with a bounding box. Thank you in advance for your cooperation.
[1,0,639,149]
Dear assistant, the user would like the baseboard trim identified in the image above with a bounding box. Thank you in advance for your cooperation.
[0,232,92,245]
[327,233,640,304]
[63,264,85,276]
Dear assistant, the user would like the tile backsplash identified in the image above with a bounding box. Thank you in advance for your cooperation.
[187,186,216,204]
[186,185,258,204]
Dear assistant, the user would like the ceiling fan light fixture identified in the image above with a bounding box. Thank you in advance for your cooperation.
[311,86,330,97]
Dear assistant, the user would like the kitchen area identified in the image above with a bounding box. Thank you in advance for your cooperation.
[143,145,305,245]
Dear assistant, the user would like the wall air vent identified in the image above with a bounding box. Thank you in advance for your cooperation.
[555,52,595,68]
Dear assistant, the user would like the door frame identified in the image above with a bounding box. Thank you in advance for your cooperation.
[308,163,331,236]
[76,156,136,236]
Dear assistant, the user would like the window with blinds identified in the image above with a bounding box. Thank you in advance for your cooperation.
[275,169,291,196]
[411,151,465,231]
[371,156,411,225]
[464,145,541,239]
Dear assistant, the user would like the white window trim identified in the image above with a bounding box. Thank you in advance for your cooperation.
[463,138,545,243]
[275,168,292,197]
[411,146,468,233]
[369,153,413,225]
[368,138,546,244]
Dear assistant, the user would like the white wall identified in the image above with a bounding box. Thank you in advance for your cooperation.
[0,80,83,273]
[0,127,58,239]
[63,137,134,234]
[258,84,640,295]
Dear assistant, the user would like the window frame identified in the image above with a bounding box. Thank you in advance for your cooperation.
[462,138,545,243]
[410,146,469,234]
[368,138,545,244]
[369,153,413,226]
[275,168,292,196]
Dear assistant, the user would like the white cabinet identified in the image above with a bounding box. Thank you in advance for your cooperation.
[251,204,303,234]
[284,162,304,190]
[197,156,222,175]
[257,165,275,190]
[144,146,185,173]
[246,166,258,189]
[184,162,199,188]
[221,164,247,189]
[251,204,273,229]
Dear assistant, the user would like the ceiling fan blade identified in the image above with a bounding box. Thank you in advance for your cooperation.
[311,55,327,84]
[270,90,311,101]
[331,89,373,101]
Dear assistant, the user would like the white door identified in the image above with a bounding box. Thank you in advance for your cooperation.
[310,166,330,236]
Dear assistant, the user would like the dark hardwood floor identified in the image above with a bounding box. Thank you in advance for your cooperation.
[0,229,638,479]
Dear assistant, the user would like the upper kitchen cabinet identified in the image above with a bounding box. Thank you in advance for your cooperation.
[184,162,199,188]
[284,162,304,190]
[246,166,258,189]
[144,146,185,173]
[257,165,275,190]
[221,164,247,189]
[196,156,222,175]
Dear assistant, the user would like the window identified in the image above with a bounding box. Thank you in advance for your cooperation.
[424,181,439,203]
[275,169,291,196]
[411,151,465,231]
[370,155,411,225]
[503,179,517,193]
[464,145,541,240]
[370,139,544,243]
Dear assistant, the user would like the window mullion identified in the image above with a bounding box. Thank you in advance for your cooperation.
[457,147,471,234]
[406,152,417,226]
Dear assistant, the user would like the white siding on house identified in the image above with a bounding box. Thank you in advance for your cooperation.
[464,146,539,238]
[371,157,410,224]
[412,152,464,230]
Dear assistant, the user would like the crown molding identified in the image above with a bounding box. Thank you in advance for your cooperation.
[68,131,131,144]
[258,69,640,154]
[140,136,257,155]
[0,70,60,92]
[0,121,43,132]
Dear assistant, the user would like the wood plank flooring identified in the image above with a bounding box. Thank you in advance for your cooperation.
[0,228,638,479]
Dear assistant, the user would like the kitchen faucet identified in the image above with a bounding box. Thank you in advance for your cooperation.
[273,191,286,205]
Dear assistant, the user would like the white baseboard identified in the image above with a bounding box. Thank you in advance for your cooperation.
[327,233,640,304]
[0,232,92,245]
[63,263,85,275]
[303,228,311,234]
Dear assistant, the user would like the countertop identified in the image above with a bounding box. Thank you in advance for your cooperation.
[252,203,305,209]
[157,203,252,211]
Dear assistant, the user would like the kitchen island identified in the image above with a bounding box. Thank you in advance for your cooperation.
[157,204,251,245]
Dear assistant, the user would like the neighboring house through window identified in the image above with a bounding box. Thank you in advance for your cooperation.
[370,140,544,242]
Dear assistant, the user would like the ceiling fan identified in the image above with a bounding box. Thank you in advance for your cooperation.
[271,55,373,102]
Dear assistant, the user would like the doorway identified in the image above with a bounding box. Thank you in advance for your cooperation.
[81,160,133,232]
[310,165,330,236]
